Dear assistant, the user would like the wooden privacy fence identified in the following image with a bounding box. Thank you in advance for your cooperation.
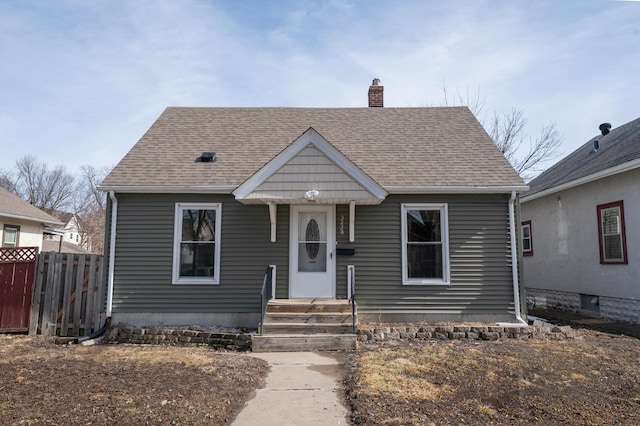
[29,252,106,337]
[0,247,38,332]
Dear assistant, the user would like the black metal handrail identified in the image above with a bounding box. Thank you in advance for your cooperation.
[348,265,356,334]
[259,265,274,335]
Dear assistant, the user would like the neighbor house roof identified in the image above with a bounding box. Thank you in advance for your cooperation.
[101,107,525,192]
[42,240,93,254]
[523,117,640,201]
[0,187,63,225]
[50,210,74,225]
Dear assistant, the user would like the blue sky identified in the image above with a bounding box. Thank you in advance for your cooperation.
[1,0,638,176]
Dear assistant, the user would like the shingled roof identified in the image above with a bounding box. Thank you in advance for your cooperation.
[101,107,525,191]
[524,117,640,200]
[0,187,63,225]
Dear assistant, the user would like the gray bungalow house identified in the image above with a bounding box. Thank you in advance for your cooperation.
[99,81,528,332]
[521,118,640,324]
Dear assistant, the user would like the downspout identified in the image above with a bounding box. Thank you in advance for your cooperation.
[106,191,117,318]
[501,190,527,326]
[74,191,117,343]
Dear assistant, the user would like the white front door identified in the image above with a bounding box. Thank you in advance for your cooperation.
[290,205,335,299]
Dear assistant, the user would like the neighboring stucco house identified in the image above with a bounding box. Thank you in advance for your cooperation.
[0,186,63,250]
[521,118,640,324]
[99,81,528,328]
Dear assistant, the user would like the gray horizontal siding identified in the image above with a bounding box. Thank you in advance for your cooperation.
[112,194,288,313]
[348,194,515,316]
[111,192,515,318]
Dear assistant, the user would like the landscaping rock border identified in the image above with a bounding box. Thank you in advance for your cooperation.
[357,322,577,343]
[110,323,253,351]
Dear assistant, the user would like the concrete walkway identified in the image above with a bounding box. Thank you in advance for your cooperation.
[232,352,349,426]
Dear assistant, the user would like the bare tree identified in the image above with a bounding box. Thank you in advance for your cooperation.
[440,82,487,119]
[3,155,76,213]
[439,85,562,181]
[488,109,561,179]
[74,165,110,254]
[2,156,111,254]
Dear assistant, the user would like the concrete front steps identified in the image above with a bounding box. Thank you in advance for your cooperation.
[252,299,357,352]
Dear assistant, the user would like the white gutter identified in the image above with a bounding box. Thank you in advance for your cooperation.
[521,157,640,203]
[97,185,236,193]
[386,185,529,194]
[0,211,64,226]
[501,190,527,326]
[106,191,118,317]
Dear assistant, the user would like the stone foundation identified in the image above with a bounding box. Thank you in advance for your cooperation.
[110,323,253,351]
[357,323,577,343]
[108,321,576,351]
[527,287,640,325]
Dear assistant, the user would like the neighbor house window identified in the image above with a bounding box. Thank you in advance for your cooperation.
[172,203,222,284]
[597,200,627,264]
[401,203,450,285]
[2,225,20,247]
[521,220,533,256]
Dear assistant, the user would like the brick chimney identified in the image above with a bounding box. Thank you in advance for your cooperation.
[368,78,383,107]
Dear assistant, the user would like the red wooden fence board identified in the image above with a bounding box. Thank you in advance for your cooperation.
[0,247,37,332]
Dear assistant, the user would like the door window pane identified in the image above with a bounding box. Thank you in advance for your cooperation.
[298,212,327,273]
[298,242,327,272]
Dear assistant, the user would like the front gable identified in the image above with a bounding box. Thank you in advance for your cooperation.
[233,128,387,205]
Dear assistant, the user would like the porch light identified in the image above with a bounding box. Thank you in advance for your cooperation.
[304,189,319,202]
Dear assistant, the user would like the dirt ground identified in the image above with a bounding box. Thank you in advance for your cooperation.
[344,326,640,425]
[0,336,268,426]
[2,311,639,426]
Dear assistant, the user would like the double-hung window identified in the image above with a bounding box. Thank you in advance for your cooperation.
[597,200,627,264]
[401,203,450,285]
[172,203,222,284]
[521,220,533,256]
[2,225,19,247]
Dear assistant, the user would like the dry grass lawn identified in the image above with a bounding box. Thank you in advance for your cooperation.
[345,330,640,425]
[0,335,268,425]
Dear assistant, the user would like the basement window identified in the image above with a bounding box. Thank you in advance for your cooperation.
[580,294,600,313]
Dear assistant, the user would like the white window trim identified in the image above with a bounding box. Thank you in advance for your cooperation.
[521,221,533,256]
[598,202,627,264]
[172,202,222,285]
[401,203,450,285]
[3,225,19,248]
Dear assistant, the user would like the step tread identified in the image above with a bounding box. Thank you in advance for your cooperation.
[254,333,357,338]
[262,321,354,326]
[252,334,357,352]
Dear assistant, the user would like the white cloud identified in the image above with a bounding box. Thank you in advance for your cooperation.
[0,0,638,177]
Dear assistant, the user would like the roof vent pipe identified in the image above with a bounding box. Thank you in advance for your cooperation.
[591,140,599,154]
[599,123,611,136]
